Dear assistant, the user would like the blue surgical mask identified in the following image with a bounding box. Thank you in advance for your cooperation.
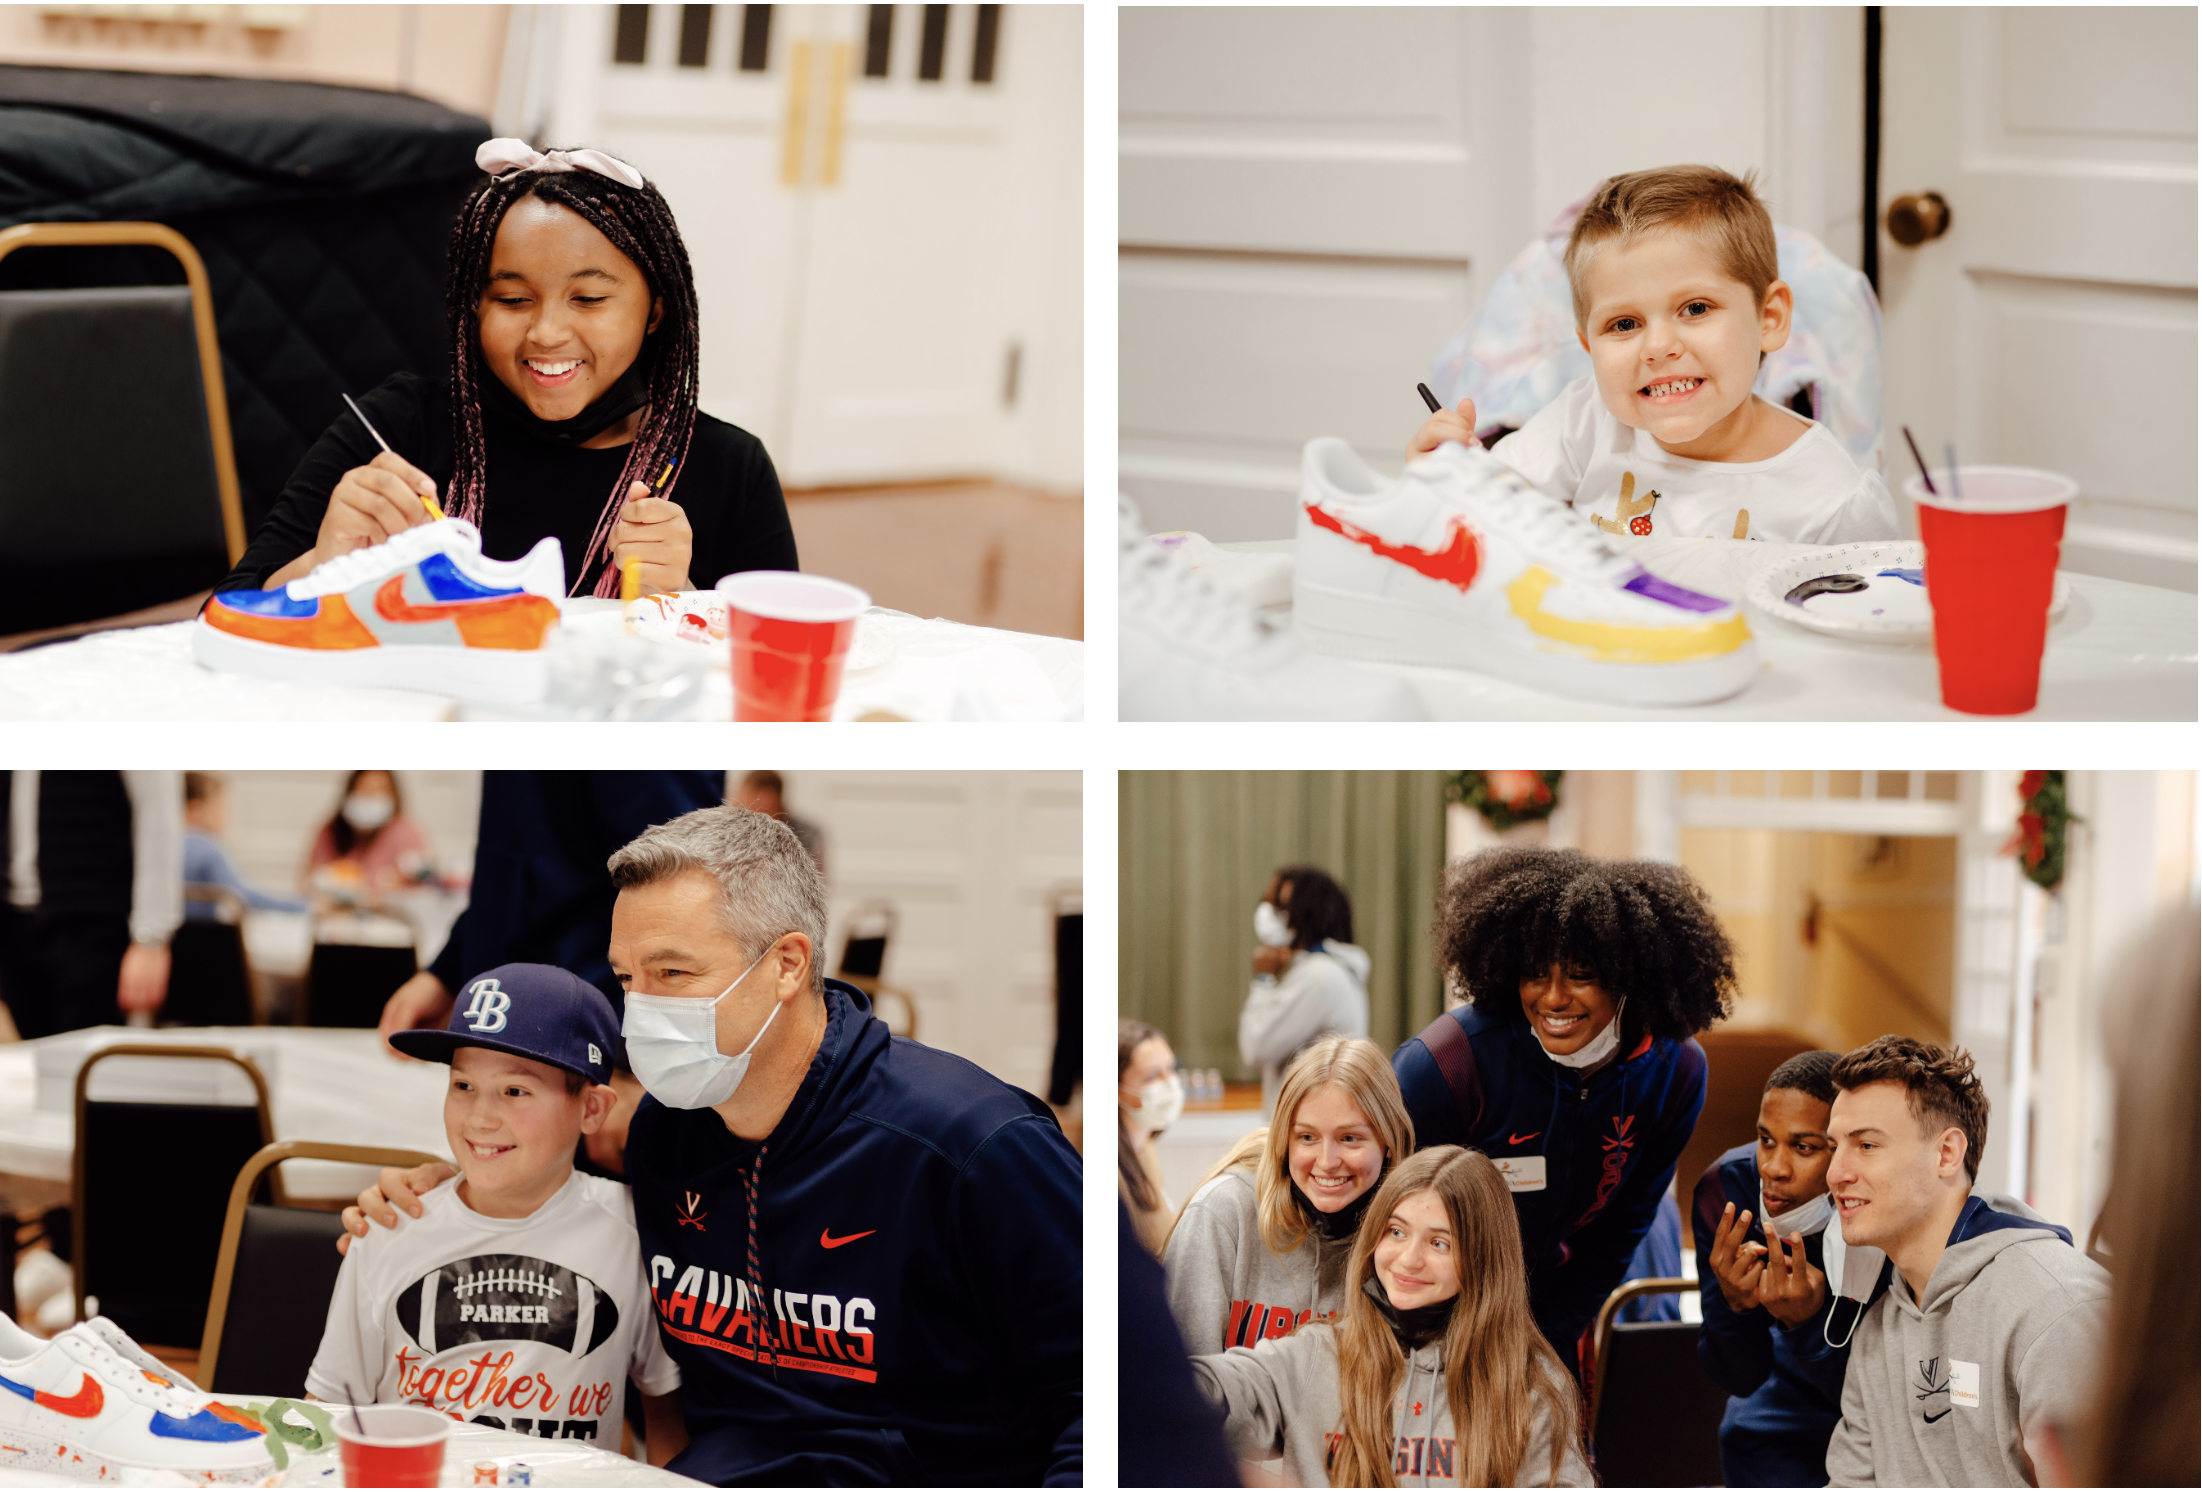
[620,941,780,1109]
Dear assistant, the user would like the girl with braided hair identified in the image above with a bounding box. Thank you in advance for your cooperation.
[1392,845,1733,1379]
[217,140,796,601]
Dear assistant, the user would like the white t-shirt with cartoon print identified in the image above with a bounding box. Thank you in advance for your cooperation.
[307,1171,678,1446]
[1492,375,1899,544]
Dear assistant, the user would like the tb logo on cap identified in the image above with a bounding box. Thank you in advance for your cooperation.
[463,979,512,1034]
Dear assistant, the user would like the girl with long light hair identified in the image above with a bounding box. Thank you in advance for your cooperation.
[1194,1146,1590,1488]
[1164,1038,1414,1356]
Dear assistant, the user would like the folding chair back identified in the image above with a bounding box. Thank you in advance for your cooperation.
[302,942,418,1028]
[1589,1279,1728,1487]
[72,1045,272,1350]
[0,223,244,636]
[166,884,259,1028]
[199,1141,445,1396]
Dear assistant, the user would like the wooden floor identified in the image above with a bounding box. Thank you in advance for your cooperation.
[785,481,1083,640]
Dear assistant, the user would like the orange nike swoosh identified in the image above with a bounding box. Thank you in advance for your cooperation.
[373,575,536,624]
[1509,1131,1542,1144]
[820,1228,876,1249]
[35,1376,102,1418]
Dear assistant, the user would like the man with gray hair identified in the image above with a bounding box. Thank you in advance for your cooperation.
[602,803,1081,1484]
[349,803,1083,1484]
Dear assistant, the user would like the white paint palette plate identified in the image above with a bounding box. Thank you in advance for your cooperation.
[1745,540,2071,642]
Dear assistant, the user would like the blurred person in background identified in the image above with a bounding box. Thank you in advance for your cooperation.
[1120,1018,1184,1255]
[1191,1146,1591,1487]
[0,771,182,1035]
[734,770,826,875]
[1165,1037,1414,1356]
[1119,1202,1237,1487]
[306,770,432,911]
[1393,845,1730,1376]
[1693,1049,1849,1486]
[1239,865,1369,1120]
[2057,898,2199,1487]
[182,772,307,919]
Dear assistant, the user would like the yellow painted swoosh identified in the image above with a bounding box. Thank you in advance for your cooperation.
[1506,566,1751,662]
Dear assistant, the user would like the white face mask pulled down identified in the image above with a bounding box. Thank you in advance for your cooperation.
[1760,1184,1834,1239]
[1542,999,1626,1069]
[1123,1073,1184,1136]
[621,941,782,1110]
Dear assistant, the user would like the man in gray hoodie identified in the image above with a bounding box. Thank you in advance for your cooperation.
[1821,1036,2108,1487]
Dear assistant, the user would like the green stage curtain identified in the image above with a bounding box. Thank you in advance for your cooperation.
[1120,771,1447,1076]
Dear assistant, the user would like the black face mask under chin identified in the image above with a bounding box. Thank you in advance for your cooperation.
[1293,1177,1377,1242]
[1363,1274,1459,1350]
[477,347,654,447]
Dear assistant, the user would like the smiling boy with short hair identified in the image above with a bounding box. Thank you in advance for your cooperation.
[308,963,686,1463]
[1411,165,1898,544]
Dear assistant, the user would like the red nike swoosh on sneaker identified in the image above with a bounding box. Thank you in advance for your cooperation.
[1305,502,1481,590]
[1509,1131,1542,1144]
[3,1374,104,1418]
[373,575,535,624]
[820,1228,877,1249]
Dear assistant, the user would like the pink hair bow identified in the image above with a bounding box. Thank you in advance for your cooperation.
[475,137,645,191]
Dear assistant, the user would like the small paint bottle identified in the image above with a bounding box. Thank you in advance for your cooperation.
[506,1462,534,1486]
[471,1460,500,1485]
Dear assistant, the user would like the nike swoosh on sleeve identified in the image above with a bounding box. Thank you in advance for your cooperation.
[820,1229,877,1249]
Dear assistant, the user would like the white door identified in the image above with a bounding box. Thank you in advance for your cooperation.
[517,4,1071,488]
[1878,7,2198,591]
[1119,7,1526,540]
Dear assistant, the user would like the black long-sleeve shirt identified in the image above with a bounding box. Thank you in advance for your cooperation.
[215,372,798,596]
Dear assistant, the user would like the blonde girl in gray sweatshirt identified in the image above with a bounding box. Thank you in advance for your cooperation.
[1164,1037,1415,1356]
[1193,1146,1594,1487]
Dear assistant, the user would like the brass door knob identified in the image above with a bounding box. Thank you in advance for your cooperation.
[1886,192,1952,247]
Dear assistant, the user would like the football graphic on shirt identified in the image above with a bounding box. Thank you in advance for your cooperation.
[395,1253,620,1356]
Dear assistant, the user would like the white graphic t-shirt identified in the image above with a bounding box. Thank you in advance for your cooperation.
[308,1171,679,1445]
[1492,375,1899,544]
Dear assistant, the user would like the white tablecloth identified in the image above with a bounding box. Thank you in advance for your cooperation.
[1220,537,2196,720]
[222,1398,711,1489]
[0,1026,450,1197]
[0,606,1083,722]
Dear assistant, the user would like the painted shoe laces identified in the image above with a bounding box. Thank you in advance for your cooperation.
[1120,494,1295,667]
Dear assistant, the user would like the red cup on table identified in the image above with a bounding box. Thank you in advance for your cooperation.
[1903,466,2076,716]
[334,1404,451,1488]
[718,571,871,721]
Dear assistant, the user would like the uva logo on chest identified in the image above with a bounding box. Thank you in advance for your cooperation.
[397,1253,619,1357]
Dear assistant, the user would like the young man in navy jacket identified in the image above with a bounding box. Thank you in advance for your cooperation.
[1391,846,1729,1372]
[351,804,1082,1486]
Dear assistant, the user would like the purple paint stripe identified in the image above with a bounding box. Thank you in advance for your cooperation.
[1622,568,1728,613]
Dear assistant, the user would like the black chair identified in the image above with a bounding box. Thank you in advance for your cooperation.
[73,1044,273,1351]
[836,902,895,981]
[1589,1278,1729,1486]
[302,942,418,1029]
[165,884,260,1028]
[199,1141,445,1397]
[0,222,244,638]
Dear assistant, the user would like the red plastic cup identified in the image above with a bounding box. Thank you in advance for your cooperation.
[718,571,871,721]
[1904,466,2076,715]
[334,1405,450,1488]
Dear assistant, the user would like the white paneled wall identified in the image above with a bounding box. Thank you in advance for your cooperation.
[207,772,482,895]
[756,771,1083,1095]
[1121,6,1865,539]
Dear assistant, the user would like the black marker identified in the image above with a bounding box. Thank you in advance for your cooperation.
[1416,382,1442,413]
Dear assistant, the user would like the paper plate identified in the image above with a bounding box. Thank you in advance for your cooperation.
[1744,541,2071,642]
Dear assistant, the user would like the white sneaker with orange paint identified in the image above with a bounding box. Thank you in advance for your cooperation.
[1293,439,1760,706]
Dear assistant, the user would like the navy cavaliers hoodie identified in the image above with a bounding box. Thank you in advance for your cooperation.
[625,982,1083,1487]
[1393,1003,1707,1364]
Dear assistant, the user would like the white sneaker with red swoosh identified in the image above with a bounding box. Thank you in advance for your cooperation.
[0,1312,275,1485]
[1293,438,1759,705]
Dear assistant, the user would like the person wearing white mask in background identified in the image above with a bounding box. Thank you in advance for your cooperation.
[336,804,1082,1486]
[1120,1019,1184,1255]
[1391,846,1731,1383]
[1691,1050,1853,1486]
[305,769,431,912]
[1237,866,1370,1121]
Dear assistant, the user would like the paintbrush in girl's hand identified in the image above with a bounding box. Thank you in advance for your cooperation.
[343,392,445,520]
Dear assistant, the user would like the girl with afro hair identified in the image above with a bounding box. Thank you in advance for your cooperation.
[216,140,796,602]
[1392,845,1734,1377]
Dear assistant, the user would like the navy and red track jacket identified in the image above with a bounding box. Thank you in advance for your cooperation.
[1393,1003,1707,1362]
[625,982,1083,1486]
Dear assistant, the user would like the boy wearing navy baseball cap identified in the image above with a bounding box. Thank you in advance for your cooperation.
[308,965,690,1464]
